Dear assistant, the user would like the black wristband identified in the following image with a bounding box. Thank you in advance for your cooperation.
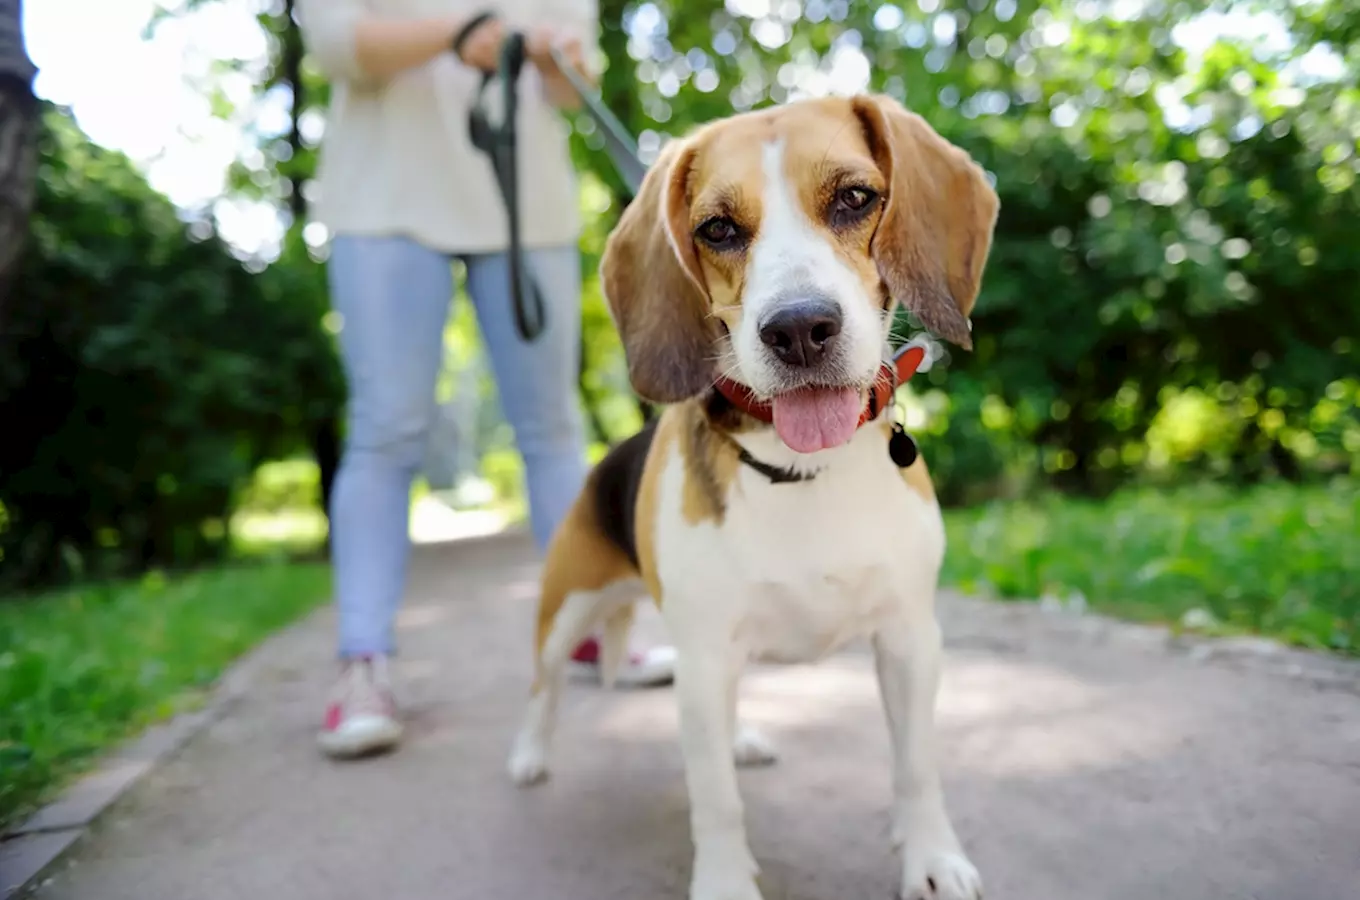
[450,11,498,62]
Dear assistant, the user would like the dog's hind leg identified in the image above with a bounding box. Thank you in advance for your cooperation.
[508,497,640,787]
[729,672,777,768]
[508,585,628,785]
[596,602,638,690]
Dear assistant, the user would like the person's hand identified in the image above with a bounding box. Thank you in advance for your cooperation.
[552,35,585,77]
[456,16,506,73]
[527,27,584,78]
[525,26,593,109]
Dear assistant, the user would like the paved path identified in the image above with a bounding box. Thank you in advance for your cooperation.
[23,533,1360,900]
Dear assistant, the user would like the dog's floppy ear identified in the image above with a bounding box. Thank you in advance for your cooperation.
[853,95,999,350]
[600,136,718,404]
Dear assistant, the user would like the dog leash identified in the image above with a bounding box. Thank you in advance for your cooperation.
[464,31,651,342]
[547,46,647,198]
[467,30,547,342]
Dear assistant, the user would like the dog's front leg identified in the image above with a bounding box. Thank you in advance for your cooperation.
[873,612,981,900]
[674,636,763,900]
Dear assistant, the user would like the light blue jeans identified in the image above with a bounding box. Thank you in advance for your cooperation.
[327,234,589,659]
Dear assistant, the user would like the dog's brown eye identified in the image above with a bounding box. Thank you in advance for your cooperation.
[829,186,879,228]
[838,187,876,210]
[696,216,741,249]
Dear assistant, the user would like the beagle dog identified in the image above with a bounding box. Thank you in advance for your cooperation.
[508,93,999,900]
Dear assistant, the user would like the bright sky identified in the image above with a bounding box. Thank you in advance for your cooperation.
[25,0,287,256]
[24,1,1334,260]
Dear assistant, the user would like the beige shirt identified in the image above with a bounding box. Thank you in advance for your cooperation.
[296,0,597,254]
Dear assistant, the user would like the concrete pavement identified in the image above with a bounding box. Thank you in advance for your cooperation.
[20,533,1360,900]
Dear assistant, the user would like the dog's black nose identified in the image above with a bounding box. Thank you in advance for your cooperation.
[758,302,843,368]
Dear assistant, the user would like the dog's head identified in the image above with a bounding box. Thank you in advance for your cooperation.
[600,94,1000,452]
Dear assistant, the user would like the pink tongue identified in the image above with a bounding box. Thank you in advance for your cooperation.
[771,387,862,453]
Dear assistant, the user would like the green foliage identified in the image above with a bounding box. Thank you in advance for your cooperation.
[16,0,1350,584]
[0,561,332,829]
[575,0,1360,497]
[174,0,1358,502]
[234,458,323,516]
[0,106,343,590]
[943,480,1360,654]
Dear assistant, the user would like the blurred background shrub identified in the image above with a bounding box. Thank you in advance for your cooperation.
[2,0,1357,830]
[0,106,342,588]
[2,0,1356,590]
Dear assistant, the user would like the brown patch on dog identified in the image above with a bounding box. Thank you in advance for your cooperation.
[600,137,721,404]
[533,492,637,686]
[630,399,749,606]
[682,124,765,324]
[851,95,999,349]
[633,410,679,605]
[679,401,743,527]
[899,453,937,505]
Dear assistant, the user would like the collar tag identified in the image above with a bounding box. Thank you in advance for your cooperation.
[888,423,918,468]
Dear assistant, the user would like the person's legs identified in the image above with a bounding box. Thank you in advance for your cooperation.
[463,247,589,550]
[320,234,454,757]
[463,246,673,687]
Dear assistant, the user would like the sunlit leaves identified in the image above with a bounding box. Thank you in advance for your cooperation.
[159,0,1357,496]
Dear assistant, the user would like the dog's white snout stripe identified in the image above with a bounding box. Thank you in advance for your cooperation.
[733,139,884,393]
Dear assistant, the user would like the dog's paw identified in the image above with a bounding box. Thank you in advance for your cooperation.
[900,850,982,900]
[506,738,549,787]
[690,882,764,900]
[690,872,764,900]
[732,726,778,768]
[690,843,763,900]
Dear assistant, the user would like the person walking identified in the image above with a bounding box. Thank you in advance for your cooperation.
[296,0,675,760]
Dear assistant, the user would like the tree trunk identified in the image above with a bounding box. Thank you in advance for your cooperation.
[282,0,307,224]
[311,418,340,527]
[281,0,341,547]
[0,0,38,314]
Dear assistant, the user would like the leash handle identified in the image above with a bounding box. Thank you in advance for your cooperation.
[467,30,548,343]
[498,33,547,344]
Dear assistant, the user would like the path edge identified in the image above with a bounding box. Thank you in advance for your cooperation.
[0,590,339,900]
[941,590,1360,696]
[4,550,1356,898]
[0,521,526,899]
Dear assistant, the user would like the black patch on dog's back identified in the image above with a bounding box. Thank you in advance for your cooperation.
[591,419,659,568]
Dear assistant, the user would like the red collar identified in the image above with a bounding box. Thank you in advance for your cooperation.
[713,343,927,427]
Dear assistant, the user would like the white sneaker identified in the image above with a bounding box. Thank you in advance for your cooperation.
[567,637,676,689]
[317,656,404,759]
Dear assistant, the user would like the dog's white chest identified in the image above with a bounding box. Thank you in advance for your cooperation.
[736,536,897,663]
[657,427,945,664]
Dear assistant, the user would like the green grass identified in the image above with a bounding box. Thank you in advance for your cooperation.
[942,480,1360,655]
[482,448,1358,653]
[0,562,331,831]
[5,473,1353,834]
